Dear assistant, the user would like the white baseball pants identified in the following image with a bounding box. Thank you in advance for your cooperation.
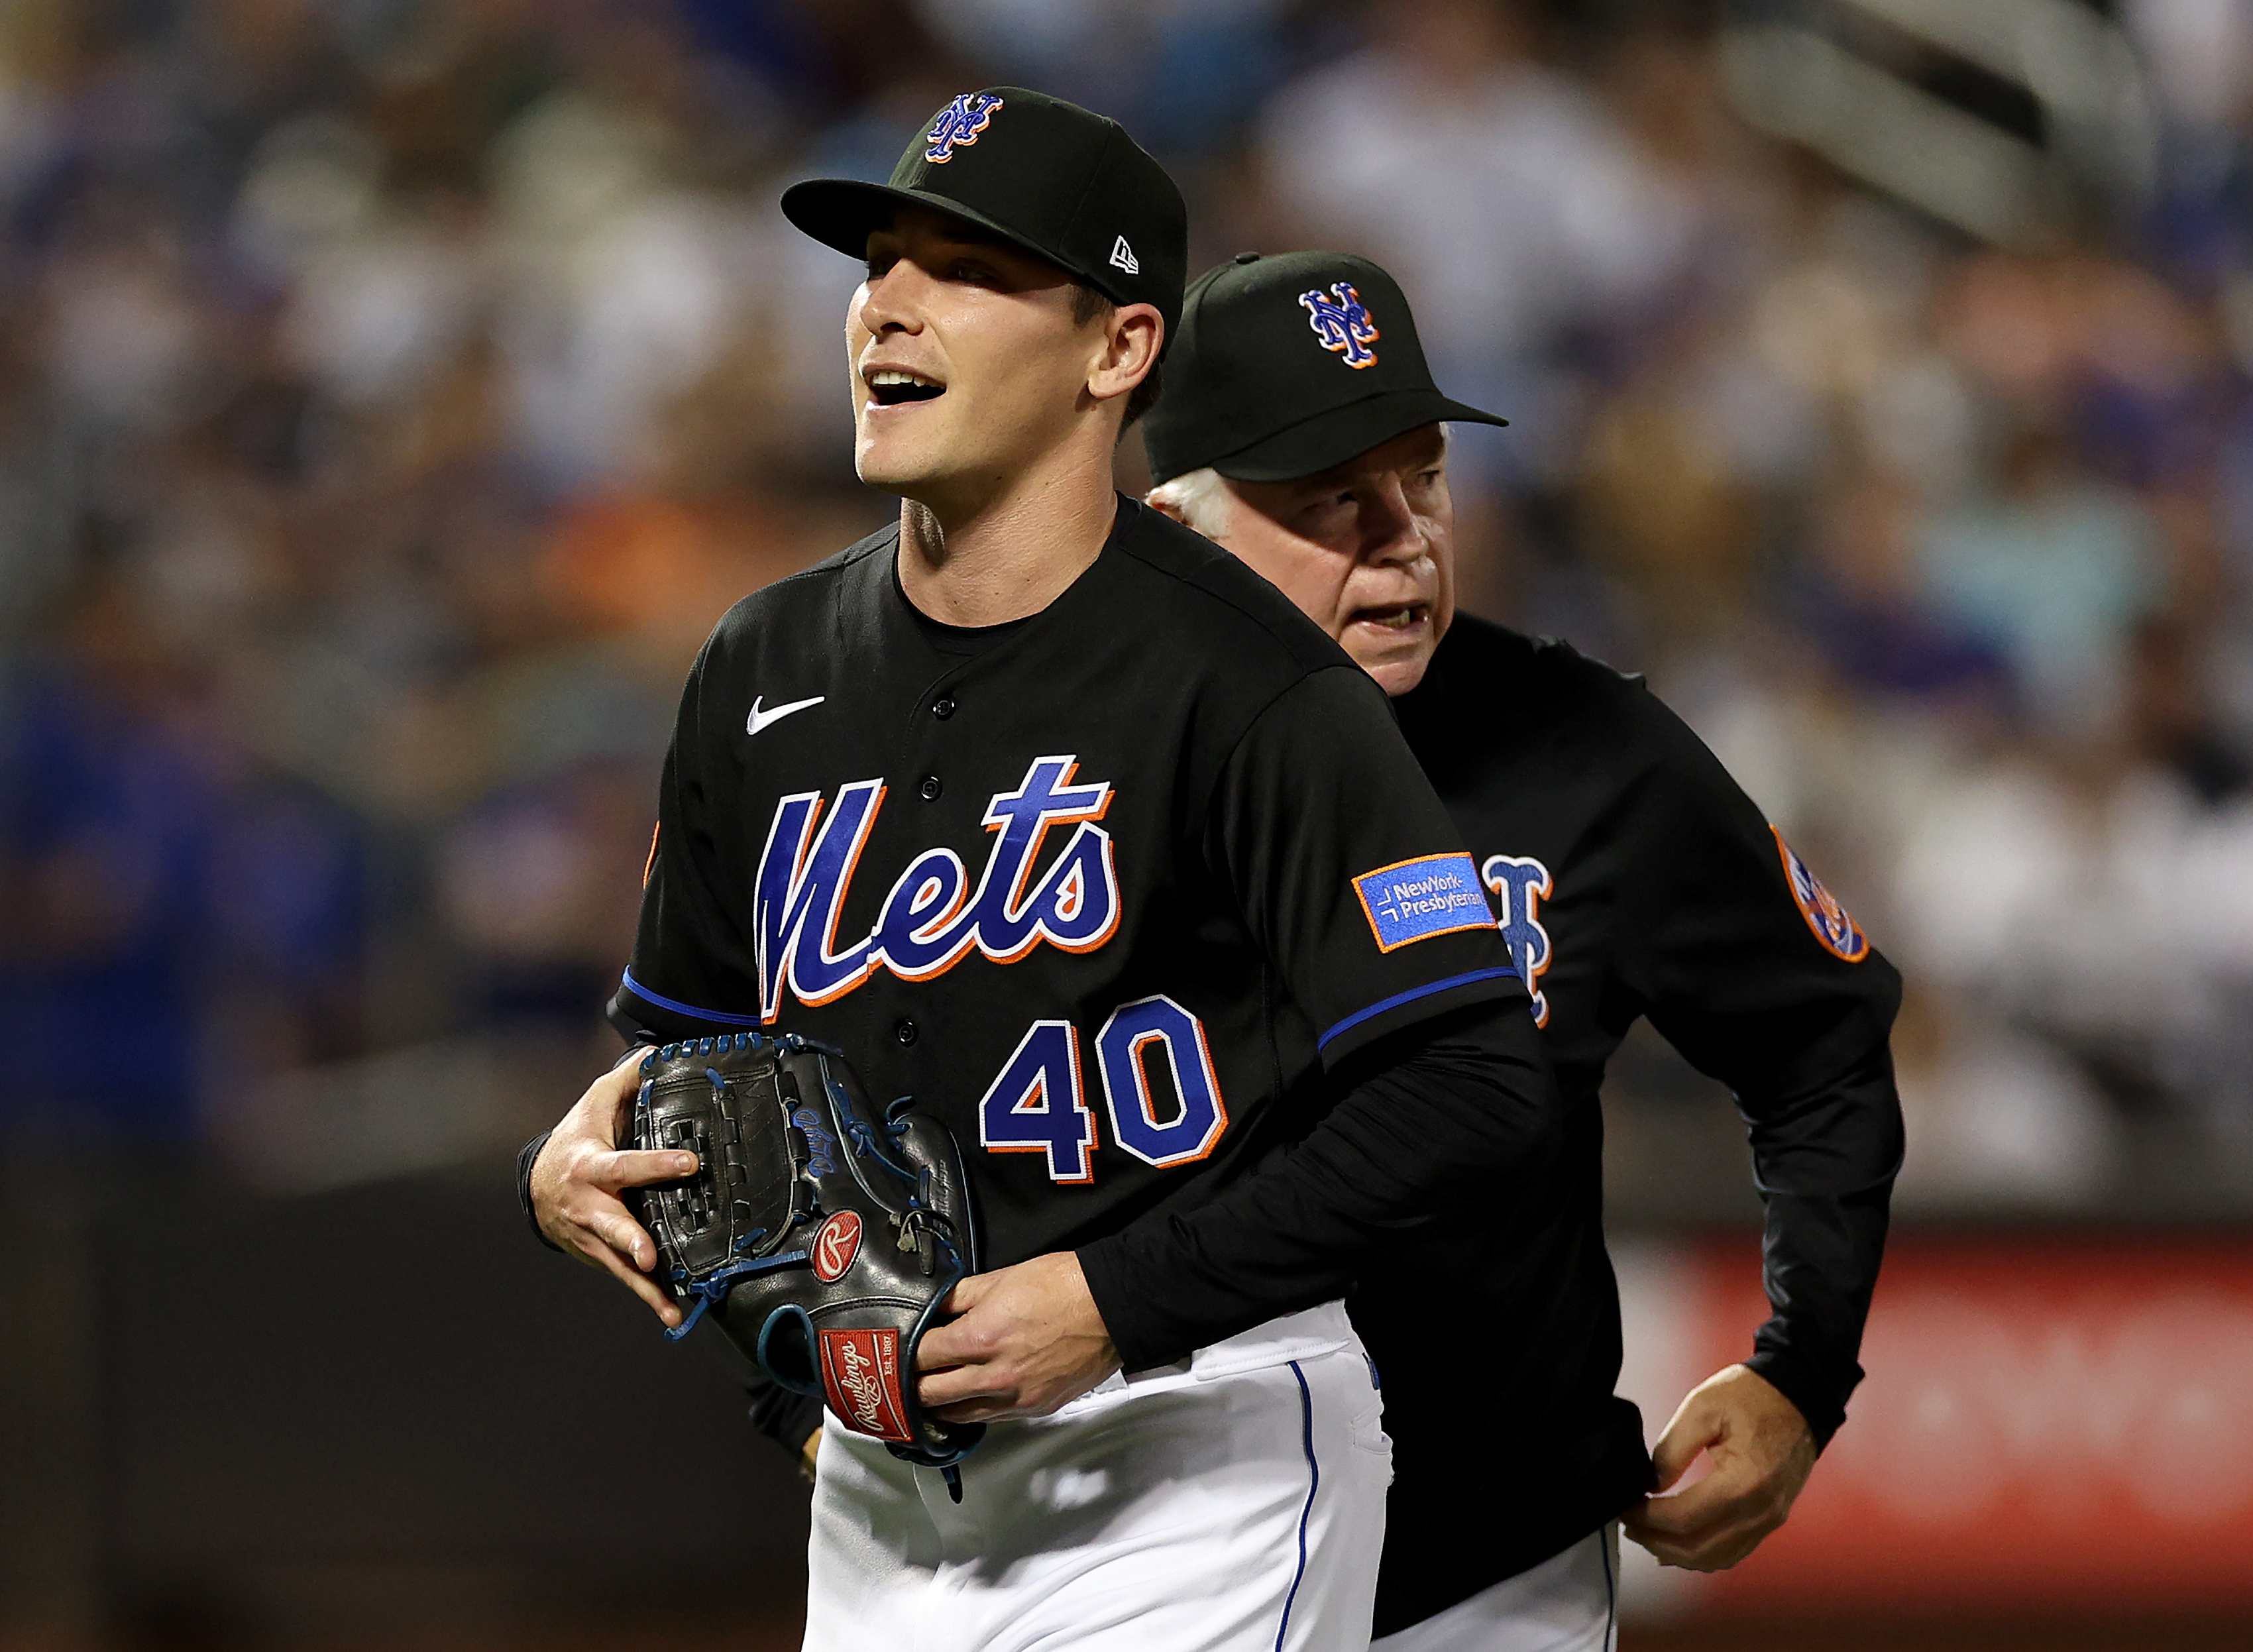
[802,1302,1392,1652]
[1368,1525,1620,1652]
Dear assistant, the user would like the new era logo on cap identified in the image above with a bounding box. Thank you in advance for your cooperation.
[925,92,1003,162]
[1109,235,1139,275]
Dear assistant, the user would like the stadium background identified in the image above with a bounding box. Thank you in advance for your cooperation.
[2,1,2250,1647]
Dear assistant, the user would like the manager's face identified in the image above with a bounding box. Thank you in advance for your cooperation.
[1204,424,1455,697]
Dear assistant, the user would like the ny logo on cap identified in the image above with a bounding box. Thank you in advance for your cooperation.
[1109,236,1139,276]
[926,93,1003,163]
[1299,282,1380,369]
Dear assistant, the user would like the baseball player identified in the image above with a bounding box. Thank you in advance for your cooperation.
[522,96,1566,1651]
[1136,252,1905,1649]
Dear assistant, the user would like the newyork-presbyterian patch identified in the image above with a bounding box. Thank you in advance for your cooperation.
[1354,853,1492,952]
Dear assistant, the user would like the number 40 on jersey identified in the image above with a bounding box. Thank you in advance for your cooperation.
[979,995,1227,1184]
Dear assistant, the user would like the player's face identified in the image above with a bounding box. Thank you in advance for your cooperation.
[1212,425,1456,697]
[848,208,1131,502]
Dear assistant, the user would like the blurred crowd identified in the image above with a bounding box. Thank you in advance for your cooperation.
[5,0,2253,1215]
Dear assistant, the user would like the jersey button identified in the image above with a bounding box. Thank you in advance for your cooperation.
[932,697,955,720]
[918,775,942,800]
[895,1018,918,1046]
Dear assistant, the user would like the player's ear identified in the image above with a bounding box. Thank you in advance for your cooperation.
[1088,303,1162,406]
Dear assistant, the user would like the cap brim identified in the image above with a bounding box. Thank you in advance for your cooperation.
[780,177,1125,304]
[1204,388,1507,484]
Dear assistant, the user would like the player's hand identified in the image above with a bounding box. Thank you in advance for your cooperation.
[1622,1364,1816,1571]
[527,1049,698,1329]
[912,1252,1121,1423]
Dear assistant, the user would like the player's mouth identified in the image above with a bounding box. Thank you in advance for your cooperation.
[865,368,946,408]
[1349,602,1429,634]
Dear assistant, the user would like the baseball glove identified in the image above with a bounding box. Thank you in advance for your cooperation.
[626,1032,983,1492]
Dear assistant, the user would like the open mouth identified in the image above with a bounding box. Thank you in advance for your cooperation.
[1351,603,1429,632]
[867,369,946,408]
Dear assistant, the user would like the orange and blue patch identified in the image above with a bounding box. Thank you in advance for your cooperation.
[1773,828,1870,962]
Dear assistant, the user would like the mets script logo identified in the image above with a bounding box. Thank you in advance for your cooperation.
[926,93,1003,162]
[792,1106,838,1176]
[753,755,1119,1021]
[1773,828,1869,962]
[1299,281,1380,368]
[1482,854,1553,1026]
[811,1211,863,1282]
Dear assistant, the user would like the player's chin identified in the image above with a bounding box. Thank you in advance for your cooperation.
[1342,606,1437,695]
[854,423,950,494]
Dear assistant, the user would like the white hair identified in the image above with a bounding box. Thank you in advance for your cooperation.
[1145,466,1238,541]
[1148,425,1455,543]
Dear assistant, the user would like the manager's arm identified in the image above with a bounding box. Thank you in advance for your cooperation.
[1611,690,1904,1568]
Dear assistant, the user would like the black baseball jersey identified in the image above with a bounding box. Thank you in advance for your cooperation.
[610,499,1535,1329]
[1354,613,1904,1635]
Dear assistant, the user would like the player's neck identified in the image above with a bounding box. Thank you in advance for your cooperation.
[894,435,1119,627]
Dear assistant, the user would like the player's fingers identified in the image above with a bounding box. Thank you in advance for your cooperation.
[1621,1496,1765,1570]
[598,1249,685,1327]
[914,1293,1003,1370]
[1632,1512,1773,1573]
[937,1272,991,1316]
[569,1225,683,1326]
[1625,1470,1788,1565]
[914,1315,992,1372]
[1621,1522,1696,1569]
[914,1305,961,1365]
[1621,1468,1739,1539]
[604,1209,662,1272]
[1647,1411,1719,1493]
[916,1362,1012,1412]
[599,1148,700,1188]
[559,1195,661,1273]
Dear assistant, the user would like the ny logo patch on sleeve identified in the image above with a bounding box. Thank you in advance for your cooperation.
[1353,853,1492,952]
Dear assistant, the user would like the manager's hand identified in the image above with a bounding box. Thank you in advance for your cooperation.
[914,1252,1121,1423]
[1622,1364,1816,1571]
[527,1050,698,1328]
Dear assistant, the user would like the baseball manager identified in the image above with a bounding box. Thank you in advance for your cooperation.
[1140,250,1905,1650]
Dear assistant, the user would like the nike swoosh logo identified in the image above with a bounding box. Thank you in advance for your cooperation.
[746,694,826,738]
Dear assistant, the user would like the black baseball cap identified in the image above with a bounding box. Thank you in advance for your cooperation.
[781,87,1188,349]
[1142,251,1507,485]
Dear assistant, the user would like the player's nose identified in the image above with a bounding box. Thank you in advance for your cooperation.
[1362,477,1427,569]
[855,262,930,339]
